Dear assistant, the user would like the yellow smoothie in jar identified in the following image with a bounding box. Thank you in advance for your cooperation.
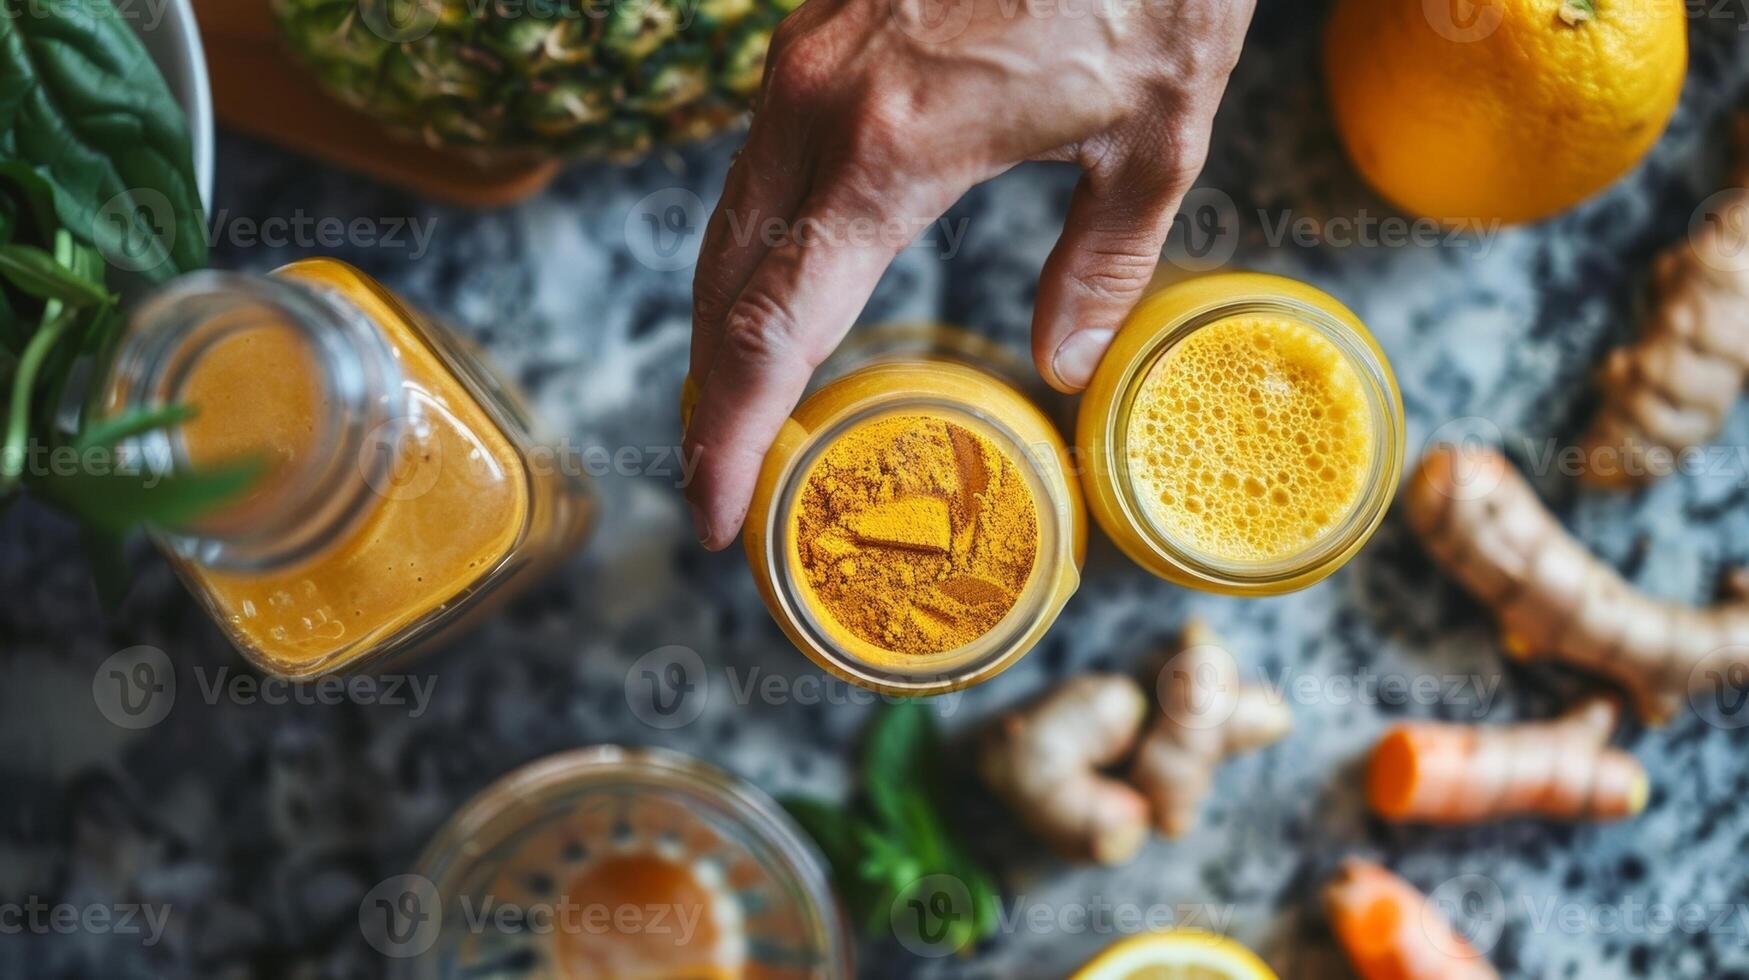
[1126,314,1375,565]
[1078,272,1403,593]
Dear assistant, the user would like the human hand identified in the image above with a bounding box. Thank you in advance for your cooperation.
[684,0,1256,548]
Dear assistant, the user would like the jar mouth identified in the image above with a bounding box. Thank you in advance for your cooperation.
[401,746,851,979]
[766,397,1068,695]
[1107,297,1404,588]
[104,271,404,571]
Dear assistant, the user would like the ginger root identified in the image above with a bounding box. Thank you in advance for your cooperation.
[1408,443,1749,724]
[1325,859,1499,980]
[1367,696,1648,823]
[1578,112,1749,487]
[1130,621,1292,838]
[978,674,1153,865]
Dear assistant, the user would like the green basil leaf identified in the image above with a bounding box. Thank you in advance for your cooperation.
[0,160,59,245]
[0,0,207,283]
[29,459,262,533]
[781,797,861,876]
[0,243,111,307]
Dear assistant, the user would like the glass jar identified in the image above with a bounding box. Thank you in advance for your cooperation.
[735,327,1085,696]
[396,746,852,979]
[1076,272,1404,594]
[101,258,591,678]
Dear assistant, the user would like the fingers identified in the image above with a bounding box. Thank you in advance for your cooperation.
[1030,159,1192,392]
[683,190,922,549]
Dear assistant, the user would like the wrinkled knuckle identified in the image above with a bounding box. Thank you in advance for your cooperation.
[1074,243,1161,300]
[721,291,807,369]
[766,33,837,102]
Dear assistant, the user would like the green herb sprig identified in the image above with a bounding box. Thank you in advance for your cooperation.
[0,0,256,602]
[783,702,1001,957]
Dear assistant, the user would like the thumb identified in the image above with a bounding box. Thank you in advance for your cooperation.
[1031,162,1190,392]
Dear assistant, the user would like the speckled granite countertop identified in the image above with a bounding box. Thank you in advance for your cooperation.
[6,4,1749,978]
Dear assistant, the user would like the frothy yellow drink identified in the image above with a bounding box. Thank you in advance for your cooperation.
[1127,315,1375,564]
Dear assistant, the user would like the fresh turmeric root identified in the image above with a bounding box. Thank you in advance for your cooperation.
[1578,111,1749,487]
[1130,621,1293,838]
[1408,443,1749,724]
[1367,696,1649,823]
[1325,859,1499,980]
[978,674,1153,865]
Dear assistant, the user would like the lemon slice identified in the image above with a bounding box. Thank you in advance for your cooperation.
[1070,929,1278,980]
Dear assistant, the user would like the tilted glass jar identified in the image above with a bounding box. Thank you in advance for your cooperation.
[101,258,591,678]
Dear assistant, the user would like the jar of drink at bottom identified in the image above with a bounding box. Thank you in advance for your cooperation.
[1076,272,1404,595]
[724,326,1085,696]
[101,258,593,678]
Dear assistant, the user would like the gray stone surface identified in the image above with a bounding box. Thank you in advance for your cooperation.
[4,3,1749,978]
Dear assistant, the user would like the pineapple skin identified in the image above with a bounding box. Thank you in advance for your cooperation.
[272,0,801,161]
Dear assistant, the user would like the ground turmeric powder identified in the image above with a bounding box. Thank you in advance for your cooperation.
[791,414,1040,656]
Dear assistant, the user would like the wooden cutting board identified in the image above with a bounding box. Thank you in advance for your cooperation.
[192,0,560,207]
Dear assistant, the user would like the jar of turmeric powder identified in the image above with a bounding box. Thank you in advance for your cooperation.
[101,259,592,678]
[740,334,1085,695]
[1077,272,1404,594]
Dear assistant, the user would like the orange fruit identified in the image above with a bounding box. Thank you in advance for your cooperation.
[1324,0,1687,225]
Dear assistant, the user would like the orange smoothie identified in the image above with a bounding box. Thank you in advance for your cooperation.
[178,265,530,672]
[552,853,743,980]
[1126,314,1375,564]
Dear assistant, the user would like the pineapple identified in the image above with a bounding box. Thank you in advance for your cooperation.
[271,0,799,161]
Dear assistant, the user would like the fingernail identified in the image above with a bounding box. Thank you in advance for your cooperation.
[1052,329,1115,390]
[689,503,713,547]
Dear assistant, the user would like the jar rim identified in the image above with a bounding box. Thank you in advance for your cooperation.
[1105,295,1404,589]
[103,270,405,571]
[764,389,1072,695]
[401,746,852,979]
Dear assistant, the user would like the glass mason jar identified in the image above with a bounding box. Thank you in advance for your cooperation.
[395,746,852,979]
[722,325,1085,697]
[100,258,592,678]
[1076,272,1404,594]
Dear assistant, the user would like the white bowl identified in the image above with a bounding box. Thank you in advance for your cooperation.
[129,0,214,208]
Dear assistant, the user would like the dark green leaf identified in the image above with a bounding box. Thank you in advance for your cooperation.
[0,160,60,245]
[860,701,939,834]
[0,0,208,283]
[30,459,262,534]
[74,403,194,451]
[0,243,111,307]
[781,797,861,875]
